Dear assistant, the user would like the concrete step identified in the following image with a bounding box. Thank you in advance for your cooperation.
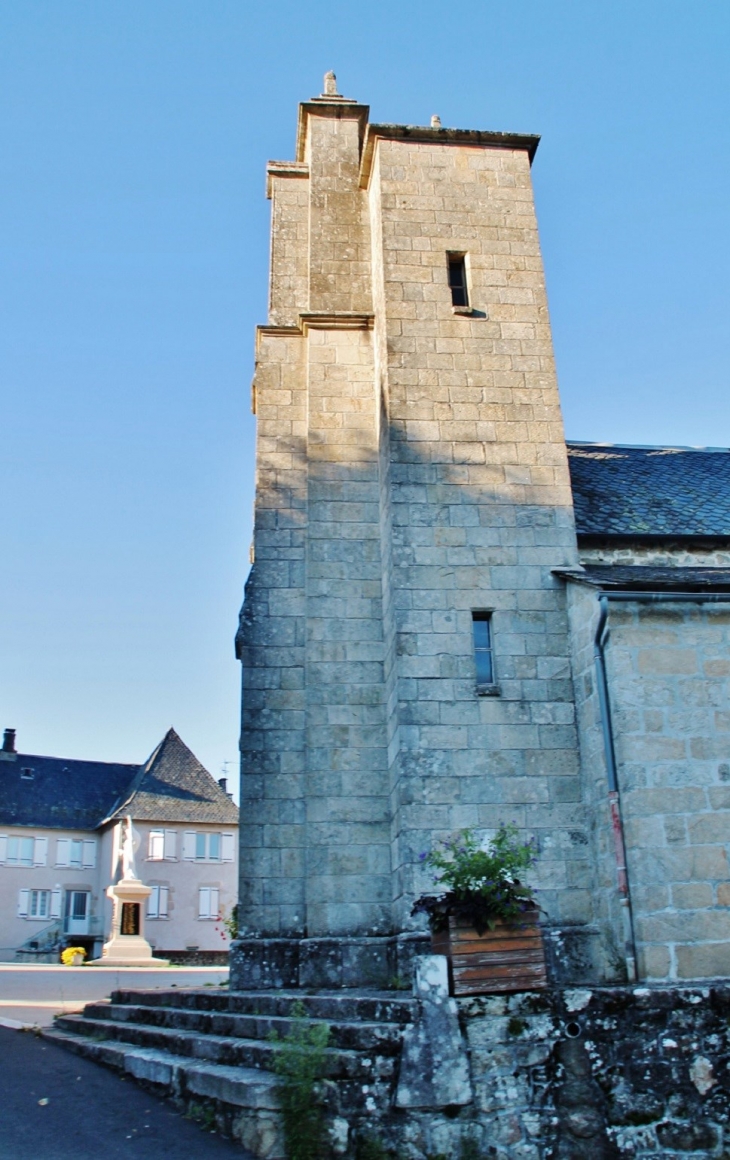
[53,1013,396,1081]
[43,1026,286,1159]
[110,987,415,1025]
[83,1000,406,1054]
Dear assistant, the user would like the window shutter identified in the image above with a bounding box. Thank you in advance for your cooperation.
[34,837,48,867]
[17,889,29,917]
[198,887,209,918]
[221,833,235,862]
[82,840,96,868]
[56,839,70,867]
[50,888,62,919]
[147,886,159,918]
[183,832,196,861]
[164,830,177,860]
[210,887,220,919]
[0,836,6,863]
[159,886,169,918]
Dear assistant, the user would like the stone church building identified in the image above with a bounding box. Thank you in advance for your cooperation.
[233,74,730,992]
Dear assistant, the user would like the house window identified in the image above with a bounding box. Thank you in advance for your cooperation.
[447,253,469,307]
[147,885,169,919]
[147,830,176,861]
[148,831,164,861]
[18,887,60,918]
[198,887,220,920]
[8,837,34,866]
[1,835,47,867]
[183,832,235,862]
[472,612,495,689]
[56,838,96,868]
[29,889,50,919]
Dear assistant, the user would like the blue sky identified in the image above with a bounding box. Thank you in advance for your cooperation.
[1,1,729,784]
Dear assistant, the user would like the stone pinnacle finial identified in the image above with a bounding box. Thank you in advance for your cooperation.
[323,71,339,97]
[431,115,442,128]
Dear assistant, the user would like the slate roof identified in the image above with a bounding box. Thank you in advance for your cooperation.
[0,728,237,831]
[567,443,730,538]
[555,565,730,592]
[0,754,138,831]
[111,728,238,826]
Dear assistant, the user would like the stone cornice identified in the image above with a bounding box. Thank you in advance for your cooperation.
[266,160,309,199]
[255,325,301,357]
[299,312,374,333]
[359,124,541,188]
[255,315,374,354]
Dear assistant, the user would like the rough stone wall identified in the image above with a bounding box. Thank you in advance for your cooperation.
[451,983,730,1159]
[368,136,588,934]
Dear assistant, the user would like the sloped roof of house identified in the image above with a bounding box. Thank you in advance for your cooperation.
[0,754,139,830]
[109,728,238,826]
[567,443,730,538]
[0,728,237,831]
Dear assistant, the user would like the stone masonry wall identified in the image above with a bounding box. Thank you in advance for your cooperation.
[369,135,589,935]
[580,542,730,568]
[603,601,730,981]
[566,577,730,983]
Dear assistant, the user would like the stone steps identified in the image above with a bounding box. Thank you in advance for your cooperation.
[110,986,415,1024]
[43,986,416,1158]
[52,1012,388,1080]
[81,1000,405,1054]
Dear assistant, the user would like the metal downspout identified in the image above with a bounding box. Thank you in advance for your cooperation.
[593,594,638,982]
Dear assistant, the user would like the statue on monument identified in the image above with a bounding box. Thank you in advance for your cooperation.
[120,814,138,881]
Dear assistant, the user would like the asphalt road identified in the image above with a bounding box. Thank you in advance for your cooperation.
[0,964,229,1027]
[0,1025,255,1160]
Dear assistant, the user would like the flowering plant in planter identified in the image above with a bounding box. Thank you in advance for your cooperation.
[60,946,86,966]
[412,823,539,935]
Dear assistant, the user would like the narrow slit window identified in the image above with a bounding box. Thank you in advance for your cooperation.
[472,612,494,687]
[448,254,469,307]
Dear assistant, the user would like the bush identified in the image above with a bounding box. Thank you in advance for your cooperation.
[270,1000,330,1160]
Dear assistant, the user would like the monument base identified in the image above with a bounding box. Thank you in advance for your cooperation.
[91,876,169,968]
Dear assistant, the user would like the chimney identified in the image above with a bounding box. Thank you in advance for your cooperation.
[218,777,227,794]
[2,728,16,753]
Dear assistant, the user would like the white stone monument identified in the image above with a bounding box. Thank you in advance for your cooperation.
[91,816,169,967]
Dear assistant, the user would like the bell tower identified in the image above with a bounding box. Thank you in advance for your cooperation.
[233,77,589,989]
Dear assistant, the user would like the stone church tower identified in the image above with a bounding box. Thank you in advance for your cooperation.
[233,75,593,988]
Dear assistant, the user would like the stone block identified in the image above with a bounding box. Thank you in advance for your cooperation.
[676,942,730,979]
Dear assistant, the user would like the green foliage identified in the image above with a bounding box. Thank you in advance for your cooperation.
[412,824,538,933]
[507,1016,527,1037]
[185,1102,216,1131]
[458,1135,485,1160]
[218,903,240,941]
[270,1000,331,1160]
[355,1135,391,1160]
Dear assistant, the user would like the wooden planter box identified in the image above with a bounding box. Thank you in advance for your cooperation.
[431,910,547,996]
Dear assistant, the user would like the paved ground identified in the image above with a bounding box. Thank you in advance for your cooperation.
[0,1025,255,1159]
[0,964,229,1027]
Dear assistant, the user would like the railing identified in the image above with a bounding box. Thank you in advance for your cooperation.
[16,919,63,957]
